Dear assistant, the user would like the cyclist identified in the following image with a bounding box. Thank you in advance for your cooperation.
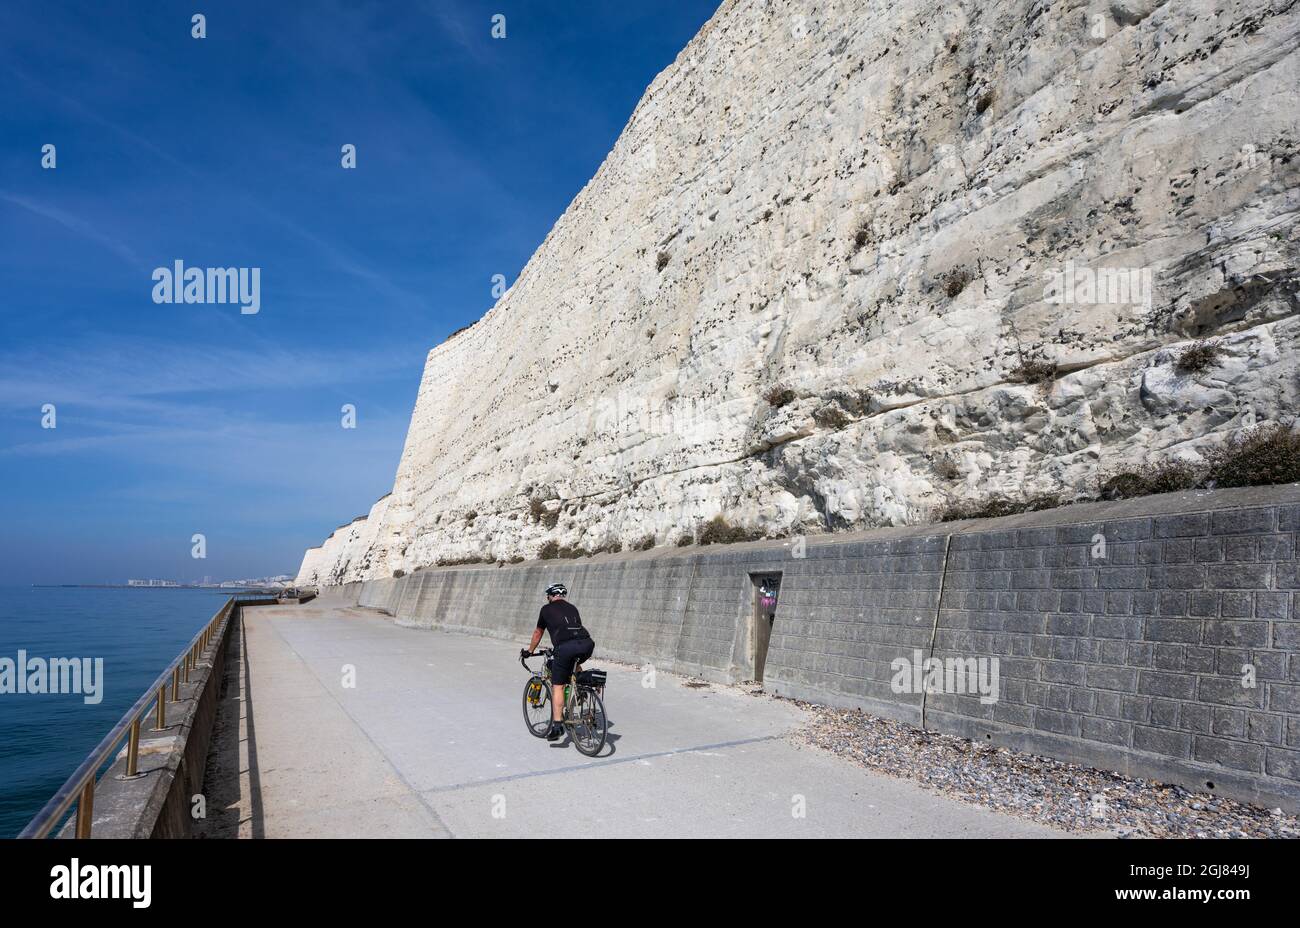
[521,582,594,741]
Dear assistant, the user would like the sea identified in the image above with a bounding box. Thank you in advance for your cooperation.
[0,586,242,838]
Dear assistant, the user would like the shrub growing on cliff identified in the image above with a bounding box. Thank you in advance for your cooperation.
[1207,423,1300,488]
[852,220,872,253]
[698,516,734,545]
[944,269,971,298]
[1175,339,1225,375]
[436,554,490,566]
[1100,460,1202,501]
[442,322,474,344]
[634,535,656,551]
[812,403,852,428]
[698,515,763,545]
[1099,426,1300,499]
[933,455,961,480]
[925,423,1298,528]
[538,541,560,560]
[1010,356,1057,385]
[529,495,560,529]
[392,569,405,579]
[764,384,796,407]
[937,493,1060,523]
[676,534,694,547]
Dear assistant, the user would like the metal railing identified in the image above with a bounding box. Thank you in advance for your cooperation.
[18,596,243,839]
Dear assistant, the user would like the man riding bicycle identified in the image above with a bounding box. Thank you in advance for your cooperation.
[521,582,594,741]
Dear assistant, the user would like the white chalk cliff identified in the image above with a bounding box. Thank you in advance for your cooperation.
[299,0,1300,586]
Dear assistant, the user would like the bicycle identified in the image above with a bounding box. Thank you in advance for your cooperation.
[520,647,608,757]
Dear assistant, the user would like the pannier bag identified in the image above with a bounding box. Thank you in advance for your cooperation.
[577,669,607,688]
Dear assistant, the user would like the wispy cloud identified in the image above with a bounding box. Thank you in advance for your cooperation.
[0,335,419,411]
[5,60,436,319]
[0,335,423,464]
[0,190,145,269]
[425,1,490,61]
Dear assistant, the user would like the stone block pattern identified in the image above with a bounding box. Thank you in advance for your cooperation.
[928,505,1300,797]
[328,492,1300,807]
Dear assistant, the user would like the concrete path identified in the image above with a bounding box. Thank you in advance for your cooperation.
[199,601,1071,838]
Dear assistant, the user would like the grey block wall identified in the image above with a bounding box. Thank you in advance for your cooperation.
[319,484,1300,810]
[922,498,1300,808]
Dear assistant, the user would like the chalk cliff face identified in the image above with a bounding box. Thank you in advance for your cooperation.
[298,496,389,588]
[298,0,1300,586]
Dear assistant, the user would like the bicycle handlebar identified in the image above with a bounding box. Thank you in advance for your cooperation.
[519,648,553,670]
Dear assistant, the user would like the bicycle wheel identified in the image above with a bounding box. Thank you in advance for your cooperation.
[570,687,607,757]
[522,675,551,738]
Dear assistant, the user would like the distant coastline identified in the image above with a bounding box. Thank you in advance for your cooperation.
[30,584,265,590]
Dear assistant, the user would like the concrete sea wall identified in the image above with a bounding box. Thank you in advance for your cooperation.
[51,599,275,838]
[317,485,1300,810]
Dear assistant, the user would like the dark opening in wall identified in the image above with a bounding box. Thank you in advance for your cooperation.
[751,573,782,683]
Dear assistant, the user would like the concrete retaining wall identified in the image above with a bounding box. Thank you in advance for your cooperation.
[320,485,1300,810]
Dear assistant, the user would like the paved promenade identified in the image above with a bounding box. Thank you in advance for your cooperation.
[198,601,1073,838]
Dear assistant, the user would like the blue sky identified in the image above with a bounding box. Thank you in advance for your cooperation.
[0,0,720,585]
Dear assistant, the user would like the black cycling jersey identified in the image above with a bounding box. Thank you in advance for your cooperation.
[536,600,590,646]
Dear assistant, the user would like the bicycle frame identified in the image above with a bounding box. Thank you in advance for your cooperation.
[521,647,607,756]
[521,648,594,723]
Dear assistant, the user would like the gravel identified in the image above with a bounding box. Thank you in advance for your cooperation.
[596,658,1298,837]
[790,701,1300,838]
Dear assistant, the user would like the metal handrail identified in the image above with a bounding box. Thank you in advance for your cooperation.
[18,596,239,839]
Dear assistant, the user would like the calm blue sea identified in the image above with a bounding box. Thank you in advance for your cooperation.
[0,586,239,838]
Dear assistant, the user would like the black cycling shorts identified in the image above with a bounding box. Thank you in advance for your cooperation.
[551,637,595,685]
